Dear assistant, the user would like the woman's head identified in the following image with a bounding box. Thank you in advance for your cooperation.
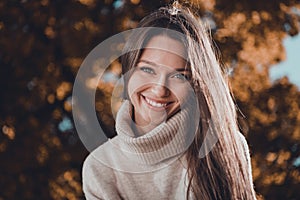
[121,3,225,112]
[121,5,203,127]
[121,4,214,126]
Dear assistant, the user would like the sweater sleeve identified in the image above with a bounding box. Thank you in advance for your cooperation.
[82,153,122,200]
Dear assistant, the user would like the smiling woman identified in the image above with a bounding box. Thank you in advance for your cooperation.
[82,2,257,200]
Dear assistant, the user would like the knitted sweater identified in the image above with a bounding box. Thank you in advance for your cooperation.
[82,101,253,200]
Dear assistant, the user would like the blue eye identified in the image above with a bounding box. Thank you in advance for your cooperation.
[173,73,187,80]
[140,67,155,74]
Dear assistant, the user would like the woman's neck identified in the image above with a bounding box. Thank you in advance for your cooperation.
[131,106,165,137]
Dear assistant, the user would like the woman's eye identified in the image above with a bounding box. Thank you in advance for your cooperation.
[173,73,187,80]
[140,67,155,74]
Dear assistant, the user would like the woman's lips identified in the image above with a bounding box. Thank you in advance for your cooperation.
[141,95,173,110]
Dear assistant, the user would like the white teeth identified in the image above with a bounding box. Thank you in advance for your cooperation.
[145,97,167,108]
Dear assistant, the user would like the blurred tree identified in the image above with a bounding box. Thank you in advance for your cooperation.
[0,0,299,199]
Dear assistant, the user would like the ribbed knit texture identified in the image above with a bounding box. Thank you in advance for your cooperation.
[113,100,196,165]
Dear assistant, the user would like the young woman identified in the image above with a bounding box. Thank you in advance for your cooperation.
[83,3,257,200]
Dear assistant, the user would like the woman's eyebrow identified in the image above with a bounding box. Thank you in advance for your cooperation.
[138,59,160,67]
[138,59,190,72]
[176,68,190,72]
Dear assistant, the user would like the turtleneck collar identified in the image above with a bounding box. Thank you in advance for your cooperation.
[112,100,198,165]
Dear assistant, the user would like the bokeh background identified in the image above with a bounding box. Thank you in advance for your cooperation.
[1,0,300,199]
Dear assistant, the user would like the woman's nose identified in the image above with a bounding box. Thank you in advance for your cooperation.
[151,84,170,97]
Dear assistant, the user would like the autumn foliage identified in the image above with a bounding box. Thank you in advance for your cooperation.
[0,0,299,199]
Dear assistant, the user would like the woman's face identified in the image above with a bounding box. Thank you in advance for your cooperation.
[127,35,191,127]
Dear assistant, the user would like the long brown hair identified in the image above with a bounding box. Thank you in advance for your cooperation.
[121,3,256,200]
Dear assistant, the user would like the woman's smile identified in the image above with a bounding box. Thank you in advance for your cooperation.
[140,93,177,111]
[143,95,168,108]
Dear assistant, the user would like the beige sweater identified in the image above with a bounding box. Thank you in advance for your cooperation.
[82,101,253,200]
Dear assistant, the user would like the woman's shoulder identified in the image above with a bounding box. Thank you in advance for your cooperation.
[82,135,135,175]
[82,137,119,172]
[83,142,110,174]
[82,138,122,199]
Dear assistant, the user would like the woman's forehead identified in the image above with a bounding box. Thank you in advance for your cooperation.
[144,35,187,59]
